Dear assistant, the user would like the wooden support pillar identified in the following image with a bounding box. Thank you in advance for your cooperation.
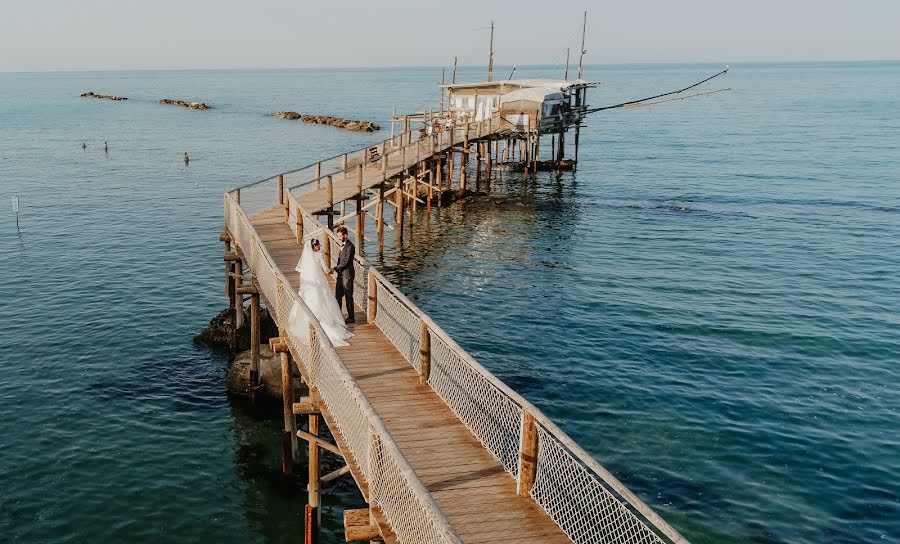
[534,133,540,174]
[447,151,454,190]
[486,141,492,184]
[367,269,377,323]
[250,289,260,403]
[225,243,234,302]
[234,259,243,330]
[460,137,468,191]
[296,205,303,245]
[279,347,297,469]
[325,175,334,264]
[396,179,405,242]
[475,142,482,188]
[306,409,321,544]
[412,164,420,216]
[574,124,581,168]
[427,161,434,212]
[557,130,565,173]
[517,410,538,496]
[436,158,443,208]
[494,140,499,166]
[376,183,385,253]
[418,320,431,385]
[356,165,364,249]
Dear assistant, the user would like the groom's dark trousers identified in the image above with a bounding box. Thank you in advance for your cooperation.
[334,240,356,319]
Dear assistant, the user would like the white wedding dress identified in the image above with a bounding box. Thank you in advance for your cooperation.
[287,241,353,347]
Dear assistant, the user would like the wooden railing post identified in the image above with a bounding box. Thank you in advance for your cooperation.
[517,410,538,496]
[367,269,377,322]
[235,188,241,205]
[418,320,431,384]
[296,204,303,245]
[278,174,284,205]
[315,162,322,189]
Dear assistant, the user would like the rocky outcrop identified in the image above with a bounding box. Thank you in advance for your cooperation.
[194,307,279,354]
[159,98,211,110]
[81,91,127,101]
[273,112,380,132]
[227,345,307,400]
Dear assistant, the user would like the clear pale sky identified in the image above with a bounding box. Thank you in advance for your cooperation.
[1,0,898,72]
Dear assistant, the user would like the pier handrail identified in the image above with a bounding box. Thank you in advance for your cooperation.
[228,110,689,544]
[224,192,462,544]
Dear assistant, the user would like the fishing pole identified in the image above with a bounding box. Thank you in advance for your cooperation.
[587,66,730,113]
[621,87,732,108]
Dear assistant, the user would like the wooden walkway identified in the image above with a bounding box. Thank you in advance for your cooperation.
[251,208,569,542]
[226,114,689,544]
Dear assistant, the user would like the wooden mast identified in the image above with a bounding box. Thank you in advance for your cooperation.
[564,47,570,81]
[487,21,494,82]
[577,11,587,80]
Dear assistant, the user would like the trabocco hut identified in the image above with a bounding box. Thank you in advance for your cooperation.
[442,79,596,133]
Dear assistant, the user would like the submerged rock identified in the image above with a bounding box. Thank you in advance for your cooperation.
[159,98,211,110]
[81,91,127,101]
[277,112,381,132]
[227,345,307,400]
[194,307,278,354]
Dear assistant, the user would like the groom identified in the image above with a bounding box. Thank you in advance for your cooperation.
[330,226,356,323]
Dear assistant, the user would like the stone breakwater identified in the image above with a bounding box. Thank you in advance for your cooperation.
[272,111,380,132]
[159,98,211,110]
[81,91,127,101]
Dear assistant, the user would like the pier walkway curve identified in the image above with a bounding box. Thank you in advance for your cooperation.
[222,116,690,544]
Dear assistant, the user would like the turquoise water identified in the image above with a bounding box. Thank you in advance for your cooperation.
[1,63,898,543]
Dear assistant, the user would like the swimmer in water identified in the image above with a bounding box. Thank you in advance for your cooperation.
[104,141,108,153]
[81,143,87,150]
[184,152,190,165]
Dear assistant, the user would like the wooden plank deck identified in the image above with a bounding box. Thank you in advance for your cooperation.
[250,208,569,543]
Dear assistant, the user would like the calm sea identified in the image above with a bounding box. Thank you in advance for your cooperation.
[1,62,898,543]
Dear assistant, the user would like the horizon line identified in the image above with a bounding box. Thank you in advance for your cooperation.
[2,58,899,75]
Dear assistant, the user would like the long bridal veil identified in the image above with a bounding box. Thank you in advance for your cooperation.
[287,240,353,347]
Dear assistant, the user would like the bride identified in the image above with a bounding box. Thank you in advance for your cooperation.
[287,238,353,347]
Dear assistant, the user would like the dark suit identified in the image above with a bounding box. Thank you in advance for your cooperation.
[334,240,355,320]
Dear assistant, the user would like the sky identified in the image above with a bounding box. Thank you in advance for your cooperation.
[1,0,898,72]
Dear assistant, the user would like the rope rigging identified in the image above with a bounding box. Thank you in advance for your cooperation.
[587,66,730,113]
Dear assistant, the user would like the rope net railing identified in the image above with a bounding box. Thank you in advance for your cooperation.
[224,193,462,544]
[225,111,688,544]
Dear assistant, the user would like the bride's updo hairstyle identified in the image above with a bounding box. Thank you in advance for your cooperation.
[311,239,320,250]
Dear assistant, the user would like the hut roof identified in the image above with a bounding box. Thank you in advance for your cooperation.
[441,79,598,92]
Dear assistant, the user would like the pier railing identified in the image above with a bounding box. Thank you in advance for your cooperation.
[233,116,502,215]
[227,113,690,544]
[225,192,462,544]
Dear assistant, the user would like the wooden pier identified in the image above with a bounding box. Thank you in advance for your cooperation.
[223,106,690,543]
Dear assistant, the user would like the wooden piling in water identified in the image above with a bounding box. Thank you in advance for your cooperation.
[306,406,321,544]
[250,287,260,403]
[376,183,385,253]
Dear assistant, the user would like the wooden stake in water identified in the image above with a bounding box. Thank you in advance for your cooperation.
[12,196,19,229]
